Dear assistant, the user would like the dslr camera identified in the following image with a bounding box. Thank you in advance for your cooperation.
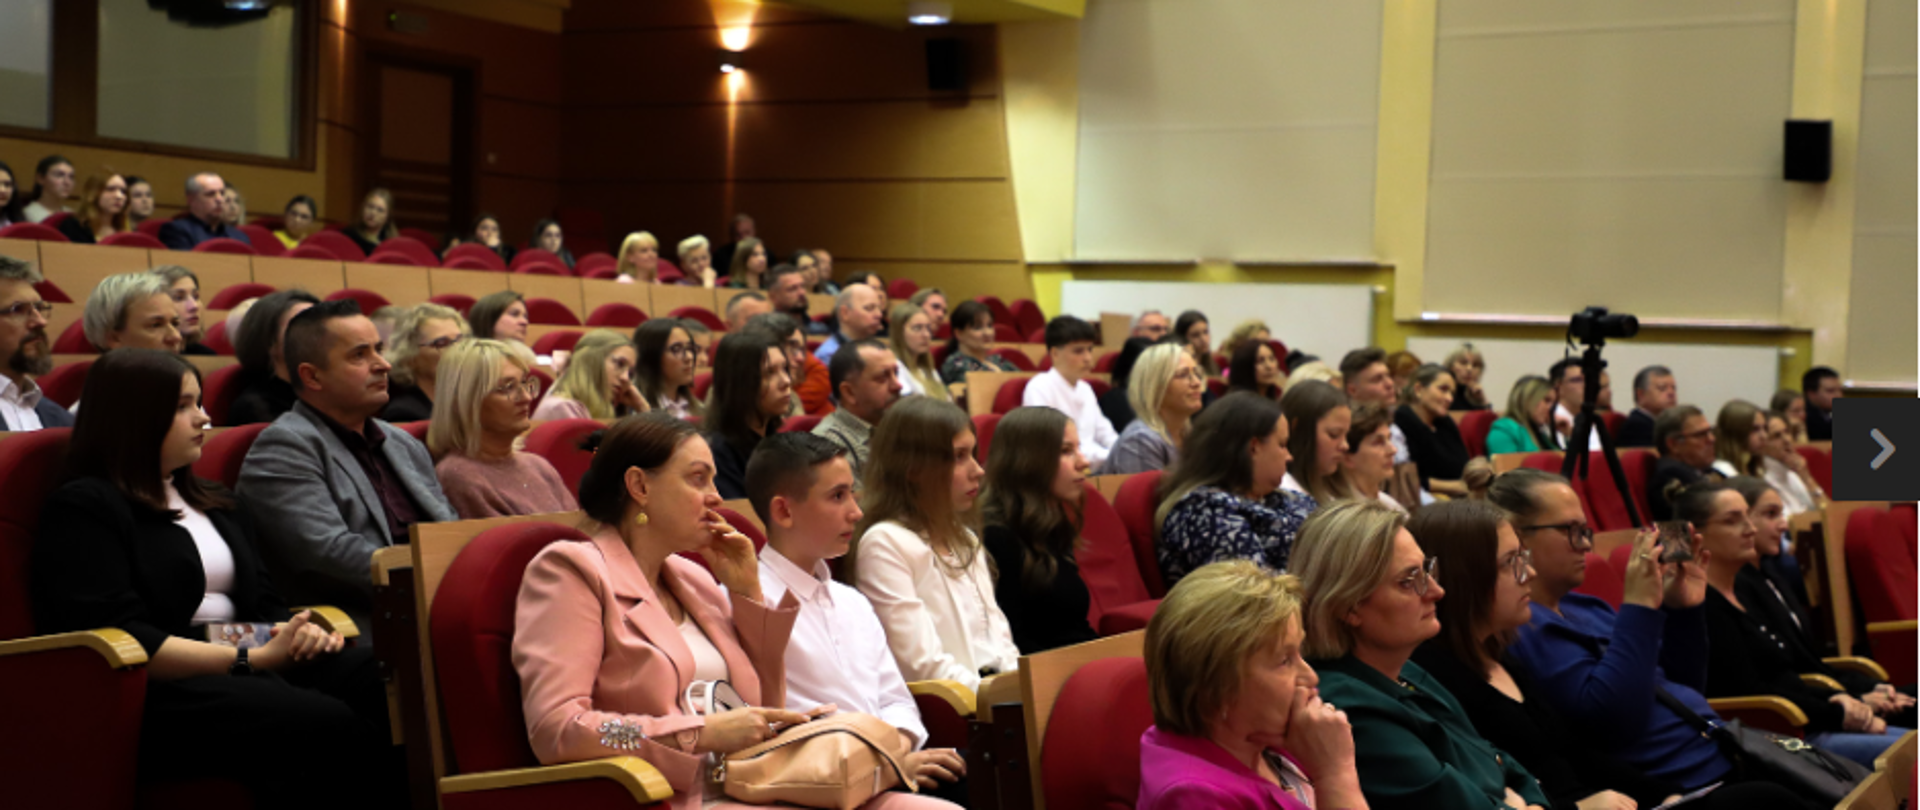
[1569,306,1639,344]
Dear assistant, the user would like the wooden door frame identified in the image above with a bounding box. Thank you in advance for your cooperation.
[356,46,478,241]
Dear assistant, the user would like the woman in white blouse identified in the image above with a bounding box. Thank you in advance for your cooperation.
[1759,410,1827,515]
[841,397,1019,691]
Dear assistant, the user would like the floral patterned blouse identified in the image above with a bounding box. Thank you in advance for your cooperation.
[1158,486,1319,587]
[939,350,1019,386]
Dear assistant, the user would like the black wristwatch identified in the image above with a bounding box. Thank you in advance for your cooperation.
[229,647,254,677]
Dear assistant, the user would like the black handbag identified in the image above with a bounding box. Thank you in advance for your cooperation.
[1655,687,1869,805]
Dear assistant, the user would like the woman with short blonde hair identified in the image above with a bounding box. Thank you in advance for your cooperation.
[1284,360,1339,392]
[677,234,716,287]
[428,339,576,519]
[382,303,468,423]
[1444,343,1488,410]
[614,231,661,282]
[83,272,181,353]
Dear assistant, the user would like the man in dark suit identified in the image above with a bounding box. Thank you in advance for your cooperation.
[158,172,252,251]
[1616,364,1676,447]
[1803,366,1841,441]
[0,257,72,431]
[1647,404,1722,521]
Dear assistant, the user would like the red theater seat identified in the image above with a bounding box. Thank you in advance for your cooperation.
[586,303,646,328]
[53,321,95,354]
[992,376,1029,414]
[193,422,270,490]
[289,244,339,261]
[33,279,69,304]
[1795,445,1832,494]
[444,243,507,272]
[886,278,919,299]
[1010,298,1045,341]
[325,288,391,314]
[209,282,277,311]
[38,361,90,409]
[523,418,602,498]
[1093,351,1121,373]
[576,253,616,275]
[193,238,256,256]
[237,225,284,256]
[367,250,426,267]
[779,414,822,434]
[693,372,713,400]
[667,306,724,332]
[300,231,366,262]
[428,293,476,317]
[202,364,245,426]
[1116,471,1169,598]
[100,231,165,249]
[525,298,581,326]
[398,421,430,442]
[974,295,1014,331]
[514,261,569,277]
[1040,657,1154,810]
[0,223,67,242]
[1573,552,1624,608]
[202,321,234,355]
[971,413,1001,463]
[136,218,167,237]
[1847,507,1917,623]
[1078,485,1160,635]
[531,331,582,357]
[993,323,1021,343]
[582,265,620,280]
[1459,410,1498,458]
[512,248,565,273]
[398,228,441,252]
[990,347,1034,372]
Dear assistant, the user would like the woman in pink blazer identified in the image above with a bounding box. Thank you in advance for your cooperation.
[513,413,817,809]
[1139,561,1368,810]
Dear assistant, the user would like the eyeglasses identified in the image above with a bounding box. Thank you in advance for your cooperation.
[1398,556,1441,596]
[1678,427,1717,442]
[666,342,697,358]
[490,377,542,400]
[1505,548,1534,586]
[1520,521,1595,551]
[1171,368,1202,383]
[419,335,464,351]
[0,301,53,320]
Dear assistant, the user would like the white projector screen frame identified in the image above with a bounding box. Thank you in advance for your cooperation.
[1060,280,1374,362]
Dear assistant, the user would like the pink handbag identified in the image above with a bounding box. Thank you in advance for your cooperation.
[715,712,916,809]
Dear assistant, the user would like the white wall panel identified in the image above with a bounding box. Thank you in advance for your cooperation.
[1845,0,1917,384]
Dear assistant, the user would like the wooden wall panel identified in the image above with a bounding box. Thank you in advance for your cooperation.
[475,175,563,243]
[428,269,514,301]
[253,256,346,294]
[841,261,1035,306]
[37,243,155,299]
[345,263,432,309]
[350,2,563,103]
[580,279,652,320]
[482,97,563,183]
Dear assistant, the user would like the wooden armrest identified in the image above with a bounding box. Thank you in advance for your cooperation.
[290,605,360,639]
[908,679,975,717]
[1709,696,1809,727]
[439,756,673,803]
[1824,656,1891,682]
[0,628,147,668]
[977,672,1021,714]
[1801,673,1847,692]
[371,545,412,586]
[1867,619,1918,635]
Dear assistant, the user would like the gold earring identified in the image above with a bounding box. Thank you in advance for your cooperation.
[634,511,649,527]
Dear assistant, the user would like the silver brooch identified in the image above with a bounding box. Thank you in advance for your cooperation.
[598,718,647,750]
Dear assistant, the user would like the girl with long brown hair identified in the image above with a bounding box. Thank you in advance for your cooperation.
[980,407,1095,653]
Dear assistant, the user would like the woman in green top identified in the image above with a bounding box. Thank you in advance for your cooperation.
[1485,375,1559,456]
[1291,499,1549,810]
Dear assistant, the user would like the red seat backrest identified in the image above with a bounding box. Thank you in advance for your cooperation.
[1795,445,1832,494]
[581,265,620,280]
[585,303,646,328]
[431,522,591,774]
[1600,410,1626,440]
[202,364,246,426]
[398,228,441,252]
[1040,657,1153,810]
[1846,507,1917,623]
[511,248,564,272]
[1077,486,1154,631]
[52,320,95,354]
[1574,451,1636,531]
[38,361,90,409]
[1619,449,1656,526]
[779,414,823,434]
[376,236,440,268]
[693,372,714,400]
[667,306,725,332]
[237,225,285,256]
[885,278,919,300]
[192,237,256,256]
[397,421,430,442]
[993,323,1022,343]
[576,252,616,274]
[715,507,768,557]
[521,418,604,498]
[0,428,72,640]
[990,347,1034,372]
[209,282,277,311]
[99,231,165,249]
[202,320,234,355]
[971,413,1001,463]
[444,243,508,272]
[325,288,392,315]
[1607,543,1633,591]
[992,377,1030,415]
[300,230,366,262]
[192,422,270,490]
[1116,471,1168,598]
[1573,551,1624,608]
[974,295,1014,329]
[530,331,582,357]
[367,251,425,267]
[528,367,553,413]
[135,218,167,238]
[1037,351,1052,372]
[1523,451,1594,522]
[1009,299,1046,341]
[514,261,570,277]
[289,244,339,261]
[1093,351,1120,373]
[1459,410,1498,458]
[1892,504,1917,560]
[0,223,68,242]
[524,298,581,326]
[33,279,69,304]
[1087,378,1111,399]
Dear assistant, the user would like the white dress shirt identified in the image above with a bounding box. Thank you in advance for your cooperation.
[854,521,1020,691]
[0,374,45,432]
[759,545,928,750]
[1021,368,1119,469]
[895,359,923,398]
[1763,456,1819,516]
[1555,403,1603,451]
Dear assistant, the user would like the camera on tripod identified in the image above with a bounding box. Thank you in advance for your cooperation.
[1569,306,1639,344]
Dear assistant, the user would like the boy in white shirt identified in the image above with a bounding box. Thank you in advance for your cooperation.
[1020,316,1119,469]
[745,433,967,805]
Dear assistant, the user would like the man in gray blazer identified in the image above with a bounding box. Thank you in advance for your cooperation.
[238,300,455,638]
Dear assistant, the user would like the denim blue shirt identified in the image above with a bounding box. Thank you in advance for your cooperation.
[158,216,252,251]
[1157,486,1316,586]
[1507,593,1731,789]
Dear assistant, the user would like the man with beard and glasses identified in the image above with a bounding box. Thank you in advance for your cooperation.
[0,257,70,431]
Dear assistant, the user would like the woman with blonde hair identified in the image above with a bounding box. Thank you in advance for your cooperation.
[344,188,399,257]
[381,303,468,423]
[54,174,130,244]
[1139,561,1365,810]
[1710,399,1766,478]
[1105,343,1205,475]
[677,234,717,287]
[1444,344,1489,411]
[845,397,1017,691]
[614,231,665,283]
[1485,376,1557,455]
[1291,499,1549,810]
[886,302,948,401]
[428,339,576,519]
[532,330,649,421]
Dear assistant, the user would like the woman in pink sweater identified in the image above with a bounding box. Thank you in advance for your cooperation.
[427,339,578,518]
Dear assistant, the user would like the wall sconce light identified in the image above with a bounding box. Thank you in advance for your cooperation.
[907,0,951,25]
[718,50,745,73]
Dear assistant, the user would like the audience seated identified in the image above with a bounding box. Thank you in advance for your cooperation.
[1617,365,1676,447]
[1156,392,1316,586]
[379,303,468,423]
[633,318,704,420]
[1139,560,1364,810]
[468,213,514,265]
[124,175,154,227]
[1684,481,1912,766]
[908,288,946,327]
[705,331,791,499]
[1174,310,1217,376]
[1593,371,1614,413]
[1278,380,1351,503]
[813,338,902,483]
[228,290,320,426]
[1710,400,1766,478]
[1486,375,1557,455]
[83,271,184,354]
[1394,364,1470,496]
[236,300,457,638]
[1770,388,1810,443]
[1227,337,1284,400]
[1801,366,1839,441]
[0,161,25,226]
[274,195,319,249]
[809,248,839,294]
[1287,360,1339,392]
[815,284,885,363]
[686,320,715,370]
[532,330,647,421]
[1488,470,1815,805]
[741,312,831,417]
[764,263,815,333]
[511,413,822,803]
[1547,359,1600,452]
[745,433,969,806]
[1647,405,1719,521]
[222,186,247,228]
[0,256,69,430]
[1292,499,1550,810]
[530,218,576,270]
[1023,316,1118,469]
[1408,500,1787,810]
[343,189,397,257]
[888,302,948,402]
[1219,319,1270,364]
[153,265,212,355]
[54,173,130,244]
[1097,336,1156,433]
[160,172,251,250]
[1385,350,1422,393]
[678,234,718,287]
[843,396,1017,691]
[724,291,773,332]
[467,290,530,344]
[725,236,768,290]
[1130,309,1170,341]
[1105,343,1203,476]
[1445,343,1489,411]
[1341,347,1403,453]
[845,271,886,292]
[1329,403,1406,511]
[1756,411,1826,515]
[613,231,665,283]
[29,348,398,810]
[428,339,577,519]
[713,213,756,278]
[980,407,1098,653]
[937,299,1017,388]
[21,155,74,223]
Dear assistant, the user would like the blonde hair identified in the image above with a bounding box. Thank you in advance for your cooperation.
[428,339,530,459]
[1284,360,1339,391]
[886,302,948,402]
[1290,499,1408,659]
[1146,561,1304,737]
[83,271,171,350]
[677,234,710,261]
[384,303,468,387]
[1715,399,1765,477]
[615,231,659,280]
[1504,375,1553,431]
[549,330,634,420]
[1126,343,1186,443]
[1219,319,1271,362]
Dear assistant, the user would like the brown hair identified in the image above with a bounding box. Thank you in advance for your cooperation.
[843,396,978,586]
[981,407,1082,592]
[1406,500,1514,676]
[1280,380,1348,503]
[1328,402,1394,500]
[68,349,231,516]
[575,413,702,526]
[75,174,130,237]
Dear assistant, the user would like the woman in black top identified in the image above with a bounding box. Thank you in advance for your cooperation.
[980,407,1097,653]
[703,331,790,499]
[54,173,131,244]
[227,289,321,426]
[1406,500,1812,810]
[345,188,399,257]
[29,350,399,809]
[1394,363,1471,495]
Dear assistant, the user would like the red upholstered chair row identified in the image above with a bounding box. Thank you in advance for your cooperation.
[1458,409,1499,458]
[1846,506,1916,625]
[992,376,1030,415]
[531,331,582,357]
[1077,483,1161,635]
[971,413,1001,463]
[202,320,235,355]
[586,302,646,328]
[778,414,822,434]
[193,237,256,256]
[990,347,1034,372]
[667,306,724,332]
[1040,656,1153,810]
[100,231,165,249]
[522,418,602,498]
[209,282,277,311]
[443,243,507,271]
[0,222,67,242]
[1009,298,1046,341]
[1573,551,1625,607]
[526,298,580,326]
[53,321,94,354]
[429,294,476,318]
[1117,470,1169,599]
[34,279,70,304]
[37,361,90,409]
[975,295,1015,332]
[1795,445,1833,494]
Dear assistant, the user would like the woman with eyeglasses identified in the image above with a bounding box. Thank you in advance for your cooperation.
[428,340,577,519]
[380,303,468,424]
[533,330,648,421]
[1291,499,1550,810]
[633,319,705,421]
[1103,343,1204,476]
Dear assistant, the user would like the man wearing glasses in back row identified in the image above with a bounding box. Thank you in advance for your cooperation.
[0,257,71,431]
[1646,405,1723,521]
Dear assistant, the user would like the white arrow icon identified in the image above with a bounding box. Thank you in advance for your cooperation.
[1871,428,1895,470]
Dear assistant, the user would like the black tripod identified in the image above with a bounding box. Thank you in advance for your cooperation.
[1559,340,1645,528]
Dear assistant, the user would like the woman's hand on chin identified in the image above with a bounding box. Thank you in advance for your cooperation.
[701,510,762,601]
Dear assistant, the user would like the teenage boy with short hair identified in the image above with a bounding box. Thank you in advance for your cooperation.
[745,433,966,804]
[1021,315,1118,469]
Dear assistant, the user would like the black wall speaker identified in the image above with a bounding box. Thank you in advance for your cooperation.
[926,38,967,93]
[1784,119,1832,182]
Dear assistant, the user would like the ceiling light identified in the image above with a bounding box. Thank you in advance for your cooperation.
[718,50,745,73]
[907,1,951,25]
